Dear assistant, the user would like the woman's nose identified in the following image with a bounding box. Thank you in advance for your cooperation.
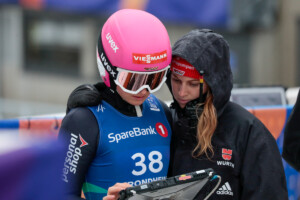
[138,88,148,95]
[178,84,187,97]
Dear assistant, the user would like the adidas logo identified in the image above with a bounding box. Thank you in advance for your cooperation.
[216,182,233,196]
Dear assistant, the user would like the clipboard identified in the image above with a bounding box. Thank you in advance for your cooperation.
[118,168,221,200]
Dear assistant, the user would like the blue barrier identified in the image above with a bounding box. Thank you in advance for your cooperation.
[0,106,299,199]
[0,119,19,129]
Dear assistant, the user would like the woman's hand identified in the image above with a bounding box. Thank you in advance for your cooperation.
[103,182,132,200]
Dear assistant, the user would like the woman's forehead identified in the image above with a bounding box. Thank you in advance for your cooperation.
[171,72,199,82]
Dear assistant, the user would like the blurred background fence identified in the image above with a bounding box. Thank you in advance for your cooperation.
[0,0,300,118]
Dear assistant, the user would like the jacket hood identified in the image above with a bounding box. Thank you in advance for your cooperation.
[170,29,233,117]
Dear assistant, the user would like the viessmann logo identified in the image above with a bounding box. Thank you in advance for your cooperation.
[62,133,88,183]
[132,50,167,64]
[108,123,168,143]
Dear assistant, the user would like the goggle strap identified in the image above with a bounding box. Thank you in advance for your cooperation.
[97,32,118,80]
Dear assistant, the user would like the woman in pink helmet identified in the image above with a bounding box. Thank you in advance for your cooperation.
[67,28,288,200]
[58,9,172,200]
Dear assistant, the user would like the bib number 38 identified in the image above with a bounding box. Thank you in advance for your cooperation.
[131,151,163,176]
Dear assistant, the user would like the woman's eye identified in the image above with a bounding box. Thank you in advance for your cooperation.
[190,83,200,87]
[172,78,180,83]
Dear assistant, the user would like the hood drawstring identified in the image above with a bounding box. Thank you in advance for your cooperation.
[199,70,205,103]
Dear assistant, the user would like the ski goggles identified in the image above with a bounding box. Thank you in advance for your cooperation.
[115,66,170,94]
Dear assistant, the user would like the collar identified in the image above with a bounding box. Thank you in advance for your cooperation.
[102,88,143,117]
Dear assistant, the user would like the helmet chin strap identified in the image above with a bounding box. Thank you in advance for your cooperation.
[114,87,143,117]
[135,105,143,117]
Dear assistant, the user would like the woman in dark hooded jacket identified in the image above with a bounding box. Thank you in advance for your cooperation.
[67,29,288,200]
[166,29,288,200]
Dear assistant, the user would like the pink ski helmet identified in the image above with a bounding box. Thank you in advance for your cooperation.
[96,9,172,94]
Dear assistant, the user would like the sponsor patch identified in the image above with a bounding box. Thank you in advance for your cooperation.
[222,148,232,161]
[106,33,119,53]
[173,68,185,76]
[108,126,157,143]
[100,52,116,78]
[79,135,88,147]
[216,182,233,196]
[62,133,87,183]
[144,66,159,71]
[133,50,167,64]
[155,122,168,137]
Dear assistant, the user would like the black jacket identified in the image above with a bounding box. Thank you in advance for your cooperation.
[170,102,288,199]
[168,29,288,199]
[282,88,300,171]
